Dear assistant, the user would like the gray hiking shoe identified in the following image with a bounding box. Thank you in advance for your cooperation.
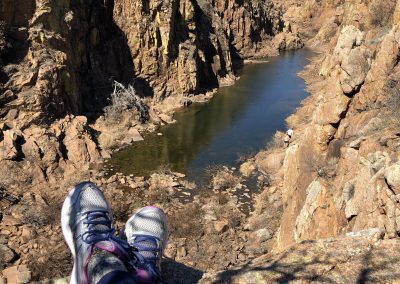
[61,182,133,284]
[124,206,168,283]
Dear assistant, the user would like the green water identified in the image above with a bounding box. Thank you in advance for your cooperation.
[109,49,314,181]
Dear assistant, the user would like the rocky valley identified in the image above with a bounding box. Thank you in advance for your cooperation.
[1,0,400,283]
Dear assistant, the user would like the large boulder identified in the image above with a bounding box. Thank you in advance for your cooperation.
[1,265,31,284]
[0,244,16,268]
[385,162,400,194]
[60,116,101,166]
[0,130,20,160]
[339,46,371,94]
[334,25,364,60]
[240,161,256,177]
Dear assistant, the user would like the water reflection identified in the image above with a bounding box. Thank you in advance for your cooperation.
[110,49,314,181]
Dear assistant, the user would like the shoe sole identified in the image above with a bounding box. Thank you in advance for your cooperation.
[61,184,85,284]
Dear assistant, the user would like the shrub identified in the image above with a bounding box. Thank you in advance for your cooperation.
[104,81,149,125]
[306,156,339,180]
[210,167,240,190]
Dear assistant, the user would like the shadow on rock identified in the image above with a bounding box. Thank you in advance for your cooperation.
[202,236,400,283]
[162,257,203,284]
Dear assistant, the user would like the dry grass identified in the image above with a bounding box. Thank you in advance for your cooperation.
[28,244,71,281]
[215,191,229,205]
[376,77,400,131]
[210,167,240,190]
[286,106,312,130]
[168,203,204,238]
[112,201,132,224]
[385,80,400,127]
[266,131,285,150]
[306,156,339,180]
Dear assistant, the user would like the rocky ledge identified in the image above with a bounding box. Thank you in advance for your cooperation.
[201,229,400,283]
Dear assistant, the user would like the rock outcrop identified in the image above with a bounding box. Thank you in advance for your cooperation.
[1,0,297,127]
[201,229,400,283]
[112,0,294,99]
[248,0,400,254]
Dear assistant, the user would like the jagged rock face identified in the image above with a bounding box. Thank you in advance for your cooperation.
[113,0,283,99]
[256,0,400,251]
[0,0,290,163]
[0,0,134,126]
[0,0,296,187]
[0,0,287,125]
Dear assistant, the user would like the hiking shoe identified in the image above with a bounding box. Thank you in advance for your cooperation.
[124,206,168,283]
[61,182,133,284]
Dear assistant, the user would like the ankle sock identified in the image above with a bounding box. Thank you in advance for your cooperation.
[88,249,128,284]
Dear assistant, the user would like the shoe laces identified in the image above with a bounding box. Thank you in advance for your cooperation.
[82,210,144,268]
[81,210,162,280]
[82,210,115,244]
[130,234,162,281]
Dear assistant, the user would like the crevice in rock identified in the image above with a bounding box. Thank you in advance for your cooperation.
[58,132,68,161]
[13,135,25,162]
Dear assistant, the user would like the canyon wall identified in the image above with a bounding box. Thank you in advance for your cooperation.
[248,0,400,250]
[196,1,400,281]
[0,0,301,188]
[111,0,286,98]
[0,0,301,182]
[1,0,295,125]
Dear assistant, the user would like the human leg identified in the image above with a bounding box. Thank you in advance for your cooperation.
[61,182,137,284]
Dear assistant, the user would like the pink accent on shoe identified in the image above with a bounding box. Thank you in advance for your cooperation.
[95,241,127,259]
[144,205,160,209]
[134,269,153,284]
[83,246,95,284]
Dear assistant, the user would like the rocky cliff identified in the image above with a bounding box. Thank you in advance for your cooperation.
[0,0,295,122]
[0,0,301,186]
[187,1,400,282]
[113,0,284,98]
[243,0,400,252]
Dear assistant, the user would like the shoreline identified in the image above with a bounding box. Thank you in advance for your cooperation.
[98,50,294,160]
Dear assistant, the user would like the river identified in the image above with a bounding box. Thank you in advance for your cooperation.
[107,49,314,183]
